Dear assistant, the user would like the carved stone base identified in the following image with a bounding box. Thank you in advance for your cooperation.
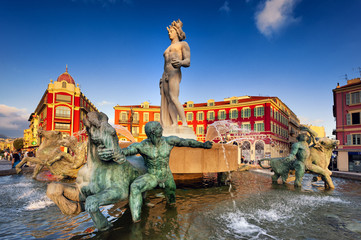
[162,126,197,140]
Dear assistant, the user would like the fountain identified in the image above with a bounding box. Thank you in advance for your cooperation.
[2,170,361,239]
[3,19,361,240]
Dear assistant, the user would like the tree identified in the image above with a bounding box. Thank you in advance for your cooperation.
[13,138,24,151]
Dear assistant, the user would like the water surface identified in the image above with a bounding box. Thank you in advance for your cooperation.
[0,171,361,240]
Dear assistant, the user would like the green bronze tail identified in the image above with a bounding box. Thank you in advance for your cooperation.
[259,159,272,169]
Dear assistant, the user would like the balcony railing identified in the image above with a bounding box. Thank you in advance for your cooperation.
[119,120,128,124]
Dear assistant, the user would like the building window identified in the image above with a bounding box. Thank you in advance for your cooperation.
[197,112,204,121]
[218,110,226,120]
[132,126,139,134]
[143,113,149,122]
[207,111,215,121]
[55,106,71,118]
[62,81,67,88]
[196,125,204,135]
[56,94,71,103]
[187,101,194,108]
[154,113,160,122]
[230,109,238,119]
[55,123,70,130]
[187,112,194,121]
[241,108,251,118]
[352,112,360,125]
[270,108,273,118]
[351,92,361,105]
[254,122,264,132]
[231,99,237,104]
[352,134,361,145]
[133,112,139,122]
[241,123,251,131]
[120,112,128,122]
[254,106,264,117]
[207,100,215,106]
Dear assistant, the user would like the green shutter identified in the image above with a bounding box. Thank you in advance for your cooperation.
[346,113,351,125]
[346,93,350,105]
[347,134,352,145]
[261,107,264,116]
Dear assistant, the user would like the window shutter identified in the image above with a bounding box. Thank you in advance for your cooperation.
[347,134,352,145]
[346,113,351,125]
[346,93,350,105]
[261,107,264,116]
[248,109,251,117]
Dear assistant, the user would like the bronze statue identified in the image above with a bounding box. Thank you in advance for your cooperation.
[47,112,212,231]
[260,126,337,189]
[16,130,86,179]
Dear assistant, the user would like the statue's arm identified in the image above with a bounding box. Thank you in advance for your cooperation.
[287,143,299,160]
[167,136,212,149]
[111,143,141,165]
[121,143,141,156]
[181,42,190,67]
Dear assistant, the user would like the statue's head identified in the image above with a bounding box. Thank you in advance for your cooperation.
[145,121,163,145]
[167,19,186,41]
[297,132,309,142]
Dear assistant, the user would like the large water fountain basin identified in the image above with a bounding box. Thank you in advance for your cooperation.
[1,171,361,239]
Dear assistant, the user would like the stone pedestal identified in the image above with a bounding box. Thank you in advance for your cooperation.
[118,142,238,174]
[162,126,197,140]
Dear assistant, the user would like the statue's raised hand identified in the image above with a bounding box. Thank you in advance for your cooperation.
[204,141,213,149]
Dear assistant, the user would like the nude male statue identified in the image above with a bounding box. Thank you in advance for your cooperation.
[160,19,190,127]
[117,121,212,222]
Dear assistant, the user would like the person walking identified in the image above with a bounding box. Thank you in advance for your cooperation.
[12,151,21,168]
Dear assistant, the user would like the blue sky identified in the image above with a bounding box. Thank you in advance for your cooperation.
[0,0,360,138]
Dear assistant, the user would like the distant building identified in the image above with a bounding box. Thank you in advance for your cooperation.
[183,96,300,162]
[25,66,98,148]
[114,96,301,162]
[303,125,326,138]
[333,77,361,172]
[114,101,160,142]
[0,138,15,152]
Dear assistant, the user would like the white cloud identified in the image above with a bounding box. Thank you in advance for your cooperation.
[0,104,29,137]
[298,116,325,126]
[97,100,115,106]
[220,1,231,14]
[255,0,301,37]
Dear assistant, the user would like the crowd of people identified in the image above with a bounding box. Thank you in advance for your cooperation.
[2,150,34,168]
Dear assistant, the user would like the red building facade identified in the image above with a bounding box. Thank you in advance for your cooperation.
[333,78,361,172]
[29,67,98,144]
[114,96,300,162]
[183,96,299,162]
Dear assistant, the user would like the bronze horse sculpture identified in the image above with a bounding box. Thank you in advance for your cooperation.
[260,137,338,189]
[47,112,146,231]
[16,129,87,179]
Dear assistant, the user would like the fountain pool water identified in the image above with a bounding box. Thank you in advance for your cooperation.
[1,171,361,240]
